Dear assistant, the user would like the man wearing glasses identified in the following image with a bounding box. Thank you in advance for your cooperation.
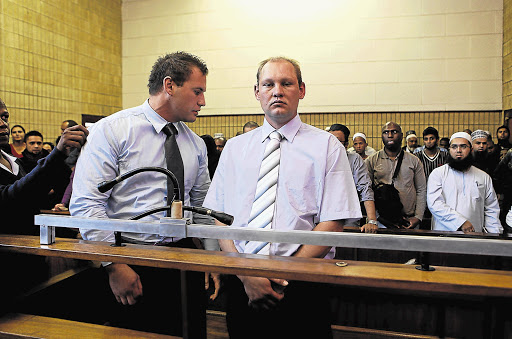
[365,121,427,229]
[427,132,502,233]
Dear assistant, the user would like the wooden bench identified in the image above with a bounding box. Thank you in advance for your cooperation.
[1,234,512,338]
[0,313,179,338]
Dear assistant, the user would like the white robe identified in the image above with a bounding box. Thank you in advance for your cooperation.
[427,164,502,233]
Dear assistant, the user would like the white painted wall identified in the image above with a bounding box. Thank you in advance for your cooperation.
[122,0,503,115]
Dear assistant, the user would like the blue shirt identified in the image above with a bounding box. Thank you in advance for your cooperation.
[70,100,212,243]
[203,114,361,259]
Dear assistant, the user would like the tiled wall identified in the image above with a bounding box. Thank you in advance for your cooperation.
[504,0,512,110]
[0,0,122,144]
[123,0,503,115]
[187,111,503,151]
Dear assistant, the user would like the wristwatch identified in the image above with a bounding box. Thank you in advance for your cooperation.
[366,219,378,226]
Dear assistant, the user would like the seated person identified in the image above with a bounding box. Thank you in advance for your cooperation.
[428,132,502,233]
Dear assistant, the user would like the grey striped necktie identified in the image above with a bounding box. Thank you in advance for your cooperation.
[244,130,283,255]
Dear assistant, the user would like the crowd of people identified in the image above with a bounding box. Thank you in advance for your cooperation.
[1,51,512,338]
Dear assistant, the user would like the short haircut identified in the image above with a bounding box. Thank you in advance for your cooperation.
[25,130,43,142]
[329,124,350,139]
[243,121,259,130]
[256,56,302,86]
[382,121,402,133]
[0,98,6,110]
[11,125,25,133]
[148,52,208,95]
[423,126,439,139]
[440,137,450,144]
[215,136,227,145]
[497,125,510,135]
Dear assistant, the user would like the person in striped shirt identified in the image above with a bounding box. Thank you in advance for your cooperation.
[414,126,449,183]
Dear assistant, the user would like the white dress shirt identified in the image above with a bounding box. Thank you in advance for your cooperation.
[427,164,502,233]
[203,114,361,259]
[70,100,212,243]
[0,150,20,175]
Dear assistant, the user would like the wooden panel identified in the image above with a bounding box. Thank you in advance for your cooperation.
[1,235,512,297]
[189,111,504,151]
[0,313,177,339]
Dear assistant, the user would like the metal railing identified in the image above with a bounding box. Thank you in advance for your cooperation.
[35,214,512,258]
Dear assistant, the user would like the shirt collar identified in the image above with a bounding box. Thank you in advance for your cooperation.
[260,114,302,143]
[142,99,179,135]
[379,148,403,160]
[0,150,19,175]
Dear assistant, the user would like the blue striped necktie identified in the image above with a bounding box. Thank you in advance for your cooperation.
[244,131,282,255]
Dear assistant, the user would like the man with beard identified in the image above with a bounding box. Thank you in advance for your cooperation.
[497,125,512,160]
[366,122,426,229]
[471,130,498,177]
[403,130,419,153]
[427,132,502,233]
[414,127,448,182]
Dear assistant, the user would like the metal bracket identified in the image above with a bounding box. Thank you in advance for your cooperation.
[40,225,55,245]
[159,217,189,238]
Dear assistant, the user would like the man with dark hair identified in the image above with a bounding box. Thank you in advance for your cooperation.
[329,124,377,233]
[414,126,449,182]
[71,51,214,336]
[497,125,512,160]
[243,121,259,133]
[204,56,360,338]
[439,137,450,150]
[428,132,502,233]
[366,122,427,229]
[20,130,49,172]
[0,97,88,312]
[494,148,512,232]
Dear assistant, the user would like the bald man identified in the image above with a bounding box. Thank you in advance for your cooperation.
[365,121,426,229]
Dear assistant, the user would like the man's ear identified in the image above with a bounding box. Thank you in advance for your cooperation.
[164,76,174,95]
[299,82,306,99]
[254,83,260,100]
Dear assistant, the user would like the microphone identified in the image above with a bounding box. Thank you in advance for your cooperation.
[129,206,234,225]
[98,166,234,225]
[183,206,234,225]
[98,166,181,202]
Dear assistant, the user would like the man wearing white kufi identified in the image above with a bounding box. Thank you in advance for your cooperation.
[347,132,376,159]
[427,132,502,233]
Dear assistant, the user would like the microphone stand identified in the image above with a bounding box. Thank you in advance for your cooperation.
[97,167,233,246]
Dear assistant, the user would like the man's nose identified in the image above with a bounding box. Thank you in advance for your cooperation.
[198,93,205,107]
[273,84,284,96]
